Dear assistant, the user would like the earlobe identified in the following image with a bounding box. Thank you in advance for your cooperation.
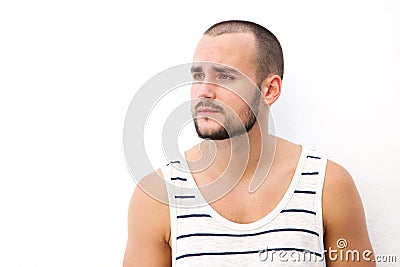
[260,74,281,106]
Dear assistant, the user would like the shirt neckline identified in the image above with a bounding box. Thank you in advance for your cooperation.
[185,145,308,231]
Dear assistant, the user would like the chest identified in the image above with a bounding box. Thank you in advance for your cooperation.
[203,174,292,224]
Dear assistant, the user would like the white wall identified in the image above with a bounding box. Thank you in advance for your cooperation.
[0,0,398,266]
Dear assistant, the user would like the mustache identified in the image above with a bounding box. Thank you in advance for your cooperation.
[193,99,224,113]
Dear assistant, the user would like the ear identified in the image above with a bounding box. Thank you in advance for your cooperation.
[260,74,282,106]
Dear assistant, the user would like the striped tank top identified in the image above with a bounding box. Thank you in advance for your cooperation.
[161,147,327,266]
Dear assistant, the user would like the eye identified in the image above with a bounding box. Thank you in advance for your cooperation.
[218,74,234,80]
[192,73,205,81]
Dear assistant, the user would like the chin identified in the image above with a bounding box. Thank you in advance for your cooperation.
[197,128,222,137]
[194,118,230,139]
[196,126,230,140]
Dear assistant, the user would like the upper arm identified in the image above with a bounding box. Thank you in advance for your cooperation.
[123,170,172,267]
[322,160,375,266]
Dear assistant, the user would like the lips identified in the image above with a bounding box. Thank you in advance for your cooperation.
[197,107,220,114]
[194,99,223,115]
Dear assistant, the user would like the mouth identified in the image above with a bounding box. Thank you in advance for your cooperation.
[197,107,220,115]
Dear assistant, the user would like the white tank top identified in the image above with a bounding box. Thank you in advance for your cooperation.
[161,147,327,266]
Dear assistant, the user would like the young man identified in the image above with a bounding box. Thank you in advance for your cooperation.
[123,20,374,266]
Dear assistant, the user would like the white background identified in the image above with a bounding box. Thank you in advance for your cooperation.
[0,0,399,266]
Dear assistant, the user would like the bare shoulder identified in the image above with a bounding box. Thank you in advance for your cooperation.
[322,160,375,266]
[135,168,170,207]
[322,160,360,228]
[123,169,172,267]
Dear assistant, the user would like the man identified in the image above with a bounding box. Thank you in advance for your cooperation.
[123,20,374,266]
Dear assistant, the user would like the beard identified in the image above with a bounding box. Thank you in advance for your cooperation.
[192,92,260,140]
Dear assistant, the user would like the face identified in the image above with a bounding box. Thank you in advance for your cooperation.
[191,33,261,140]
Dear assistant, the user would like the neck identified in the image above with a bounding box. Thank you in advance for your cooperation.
[190,116,275,184]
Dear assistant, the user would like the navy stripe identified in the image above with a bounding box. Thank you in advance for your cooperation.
[166,160,181,166]
[281,209,316,215]
[294,190,316,194]
[261,247,322,257]
[176,247,322,260]
[176,249,261,260]
[307,155,321,159]
[171,177,187,181]
[174,195,196,199]
[177,228,318,240]
[177,214,212,219]
[301,172,319,175]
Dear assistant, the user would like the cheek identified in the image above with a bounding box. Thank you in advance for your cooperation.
[191,91,195,99]
[223,90,252,108]
[191,84,200,98]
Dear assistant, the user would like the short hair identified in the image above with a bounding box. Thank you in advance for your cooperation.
[204,20,284,83]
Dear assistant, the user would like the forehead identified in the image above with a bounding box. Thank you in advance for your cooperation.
[193,32,257,79]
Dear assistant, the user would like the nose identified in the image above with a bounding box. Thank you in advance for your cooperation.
[195,82,217,99]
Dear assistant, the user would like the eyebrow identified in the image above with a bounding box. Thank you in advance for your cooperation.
[190,64,242,75]
[190,65,203,73]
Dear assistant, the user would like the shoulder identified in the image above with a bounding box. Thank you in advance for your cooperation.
[321,160,375,265]
[134,168,170,206]
[323,159,355,196]
[322,160,358,209]
[322,160,359,228]
[123,169,172,266]
[128,168,171,244]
